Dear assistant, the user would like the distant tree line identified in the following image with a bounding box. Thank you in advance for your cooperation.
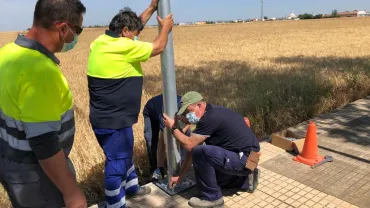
[298,9,340,20]
[83,25,109,28]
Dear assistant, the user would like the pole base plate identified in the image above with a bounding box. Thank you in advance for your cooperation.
[154,177,196,196]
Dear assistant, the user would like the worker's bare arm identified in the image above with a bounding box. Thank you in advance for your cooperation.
[139,0,158,25]
[169,151,192,188]
[150,14,174,57]
[38,150,85,206]
[173,129,207,151]
[163,113,206,150]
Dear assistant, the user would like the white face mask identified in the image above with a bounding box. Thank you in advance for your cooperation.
[186,112,200,124]
[61,26,78,52]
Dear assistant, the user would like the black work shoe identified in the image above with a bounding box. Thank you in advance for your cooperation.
[127,186,151,199]
[246,168,261,193]
[188,197,224,208]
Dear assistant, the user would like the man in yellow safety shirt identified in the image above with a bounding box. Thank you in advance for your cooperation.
[87,1,174,207]
[0,0,87,207]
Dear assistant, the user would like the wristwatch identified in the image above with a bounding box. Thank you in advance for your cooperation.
[171,125,177,134]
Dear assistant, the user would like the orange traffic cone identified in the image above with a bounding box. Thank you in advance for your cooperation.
[293,122,324,166]
[244,117,251,127]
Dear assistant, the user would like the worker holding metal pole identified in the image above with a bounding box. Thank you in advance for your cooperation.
[87,0,174,206]
[157,0,182,187]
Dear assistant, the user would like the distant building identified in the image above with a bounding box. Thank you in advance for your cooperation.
[336,10,370,18]
[195,21,206,25]
[338,10,358,18]
[357,10,370,17]
[233,19,243,23]
[287,12,298,20]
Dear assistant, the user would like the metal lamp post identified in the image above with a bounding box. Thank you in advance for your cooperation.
[155,0,195,195]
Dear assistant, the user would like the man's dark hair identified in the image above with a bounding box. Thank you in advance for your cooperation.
[33,0,86,28]
[109,7,144,34]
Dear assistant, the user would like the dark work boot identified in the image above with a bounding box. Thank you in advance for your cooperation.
[188,197,224,208]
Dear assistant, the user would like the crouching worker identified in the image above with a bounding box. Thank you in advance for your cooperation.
[143,94,191,180]
[163,91,261,208]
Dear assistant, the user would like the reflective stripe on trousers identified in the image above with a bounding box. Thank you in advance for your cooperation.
[93,126,139,208]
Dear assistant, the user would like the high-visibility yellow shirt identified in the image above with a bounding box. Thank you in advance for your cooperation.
[0,35,75,163]
[87,30,153,129]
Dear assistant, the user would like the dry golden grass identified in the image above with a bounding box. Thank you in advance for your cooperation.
[1,17,370,206]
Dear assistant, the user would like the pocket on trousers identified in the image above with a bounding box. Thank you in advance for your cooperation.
[106,158,127,177]
[222,153,247,173]
[223,156,233,170]
[5,170,45,207]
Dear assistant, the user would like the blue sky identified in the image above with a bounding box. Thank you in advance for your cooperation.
[0,0,369,31]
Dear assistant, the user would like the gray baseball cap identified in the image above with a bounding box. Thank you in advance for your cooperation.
[177,91,203,115]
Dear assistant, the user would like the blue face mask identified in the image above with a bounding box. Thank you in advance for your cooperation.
[61,26,78,52]
[186,112,200,124]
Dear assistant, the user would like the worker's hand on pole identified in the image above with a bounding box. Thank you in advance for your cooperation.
[156,13,174,31]
[64,187,87,208]
[163,113,175,129]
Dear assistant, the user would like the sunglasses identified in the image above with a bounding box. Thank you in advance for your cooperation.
[67,23,83,35]
[56,21,83,35]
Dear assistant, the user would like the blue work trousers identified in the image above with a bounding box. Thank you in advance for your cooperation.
[93,127,139,208]
[192,145,252,201]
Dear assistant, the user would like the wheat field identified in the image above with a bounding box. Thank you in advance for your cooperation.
[1,17,370,206]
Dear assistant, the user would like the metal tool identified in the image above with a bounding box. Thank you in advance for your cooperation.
[311,155,333,169]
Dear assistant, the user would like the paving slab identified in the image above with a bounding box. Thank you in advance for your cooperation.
[261,96,370,208]
[261,147,370,208]
[90,142,361,208]
[287,96,370,145]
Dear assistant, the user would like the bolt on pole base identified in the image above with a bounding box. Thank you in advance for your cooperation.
[154,177,196,196]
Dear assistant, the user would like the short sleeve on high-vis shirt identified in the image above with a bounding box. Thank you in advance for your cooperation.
[19,81,62,136]
[124,41,153,63]
[19,81,63,160]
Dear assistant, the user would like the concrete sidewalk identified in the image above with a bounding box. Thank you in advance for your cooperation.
[90,96,370,208]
